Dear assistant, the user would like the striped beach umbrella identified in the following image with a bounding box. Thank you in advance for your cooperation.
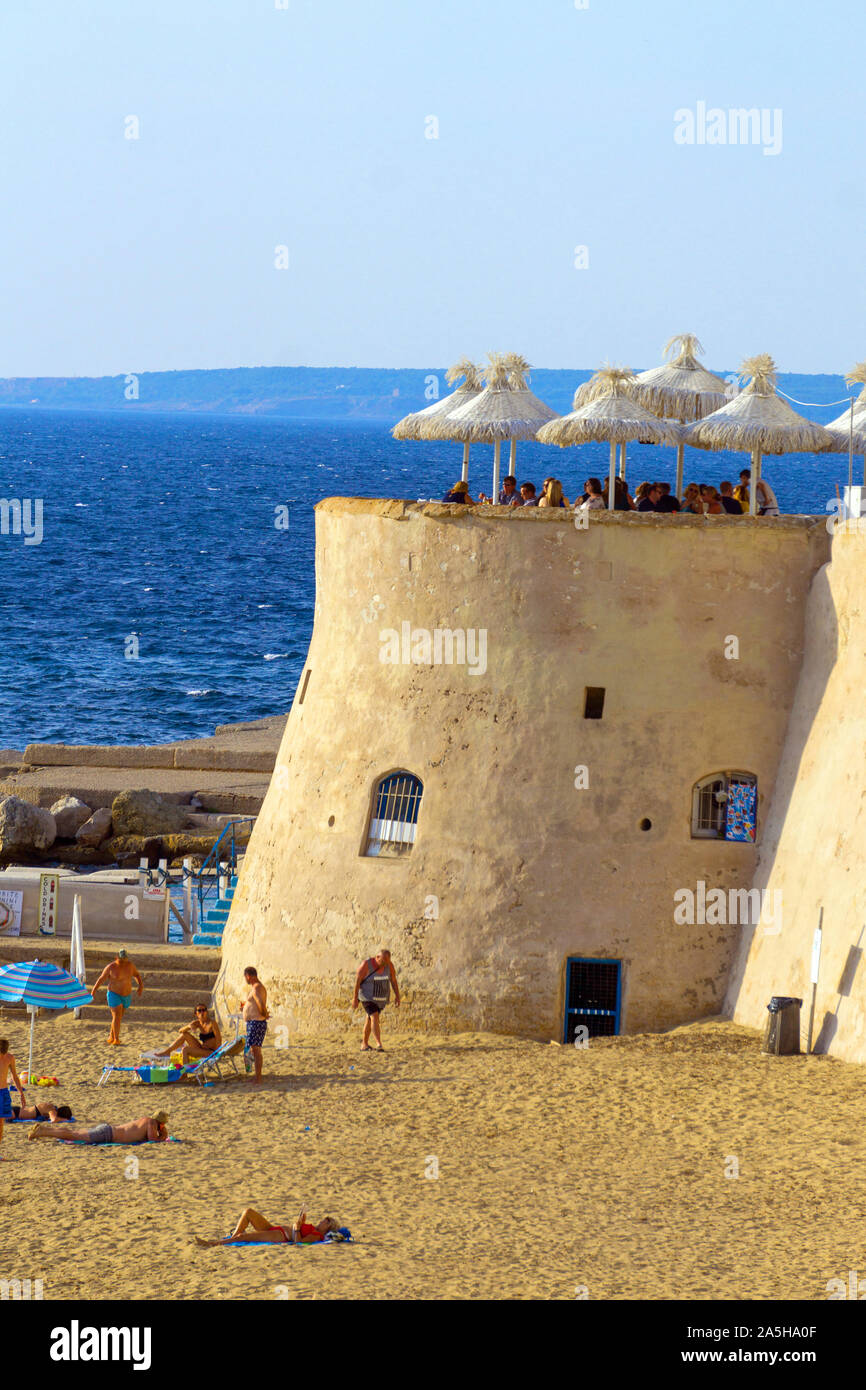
[0,958,93,1080]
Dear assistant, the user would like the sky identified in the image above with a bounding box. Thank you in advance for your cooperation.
[1,0,864,377]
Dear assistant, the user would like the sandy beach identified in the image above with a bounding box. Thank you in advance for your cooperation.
[0,1013,862,1302]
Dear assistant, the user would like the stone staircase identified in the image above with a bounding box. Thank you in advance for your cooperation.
[192,874,237,948]
[0,939,222,1027]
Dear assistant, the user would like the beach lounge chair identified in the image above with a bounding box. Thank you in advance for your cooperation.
[97,1035,245,1088]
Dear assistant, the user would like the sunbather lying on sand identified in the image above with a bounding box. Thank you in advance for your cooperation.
[13,1101,72,1121]
[194,1205,339,1246]
[28,1110,169,1144]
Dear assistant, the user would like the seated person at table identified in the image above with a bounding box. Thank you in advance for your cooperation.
[194,1205,340,1247]
[441,480,475,504]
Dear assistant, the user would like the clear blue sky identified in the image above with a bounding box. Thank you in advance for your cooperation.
[1,0,863,376]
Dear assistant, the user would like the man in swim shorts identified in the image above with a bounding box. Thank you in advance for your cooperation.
[28,1110,169,1144]
[242,967,269,1085]
[352,949,401,1052]
[0,1037,26,1158]
[91,949,144,1045]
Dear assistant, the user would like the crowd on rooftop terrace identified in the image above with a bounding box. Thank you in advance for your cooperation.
[394,338,865,518]
[441,468,780,515]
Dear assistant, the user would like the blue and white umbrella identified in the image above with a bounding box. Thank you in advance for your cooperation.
[0,959,93,1081]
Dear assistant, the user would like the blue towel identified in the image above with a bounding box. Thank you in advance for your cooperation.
[10,1114,76,1123]
[224,1227,353,1247]
[59,1136,182,1146]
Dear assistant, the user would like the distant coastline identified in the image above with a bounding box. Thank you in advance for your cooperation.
[0,364,849,425]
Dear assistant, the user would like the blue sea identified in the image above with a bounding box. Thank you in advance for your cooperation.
[0,396,853,748]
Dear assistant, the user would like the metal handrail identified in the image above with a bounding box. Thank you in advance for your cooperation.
[195,818,254,924]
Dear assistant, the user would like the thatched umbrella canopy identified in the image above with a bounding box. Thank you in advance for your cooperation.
[575,334,733,500]
[683,354,831,515]
[571,336,728,499]
[537,366,682,511]
[391,358,483,483]
[438,352,559,499]
[821,364,866,490]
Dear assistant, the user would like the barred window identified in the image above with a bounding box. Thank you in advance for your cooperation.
[365,771,423,857]
[691,771,757,841]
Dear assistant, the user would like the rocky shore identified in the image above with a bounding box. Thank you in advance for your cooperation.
[0,714,284,867]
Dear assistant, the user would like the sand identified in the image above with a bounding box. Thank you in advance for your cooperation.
[0,1014,862,1301]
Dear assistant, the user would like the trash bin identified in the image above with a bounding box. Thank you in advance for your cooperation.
[762,996,802,1055]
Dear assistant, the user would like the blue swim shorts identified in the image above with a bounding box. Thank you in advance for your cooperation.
[245,1019,267,1049]
[106,991,132,1010]
[0,1087,12,1120]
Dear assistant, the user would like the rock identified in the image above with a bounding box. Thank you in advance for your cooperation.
[159,832,223,860]
[49,796,93,839]
[110,789,191,837]
[0,796,56,856]
[50,843,115,867]
[75,806,113,847]
[104,835,164,869]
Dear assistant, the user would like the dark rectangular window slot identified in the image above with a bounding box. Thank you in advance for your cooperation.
[298,670,311,705]
[584,686,605,719]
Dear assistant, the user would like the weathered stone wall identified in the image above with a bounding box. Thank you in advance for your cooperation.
[726,530,866,1062]
[222,499,829,1039]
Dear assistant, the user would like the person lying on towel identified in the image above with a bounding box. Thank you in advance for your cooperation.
[194,1205,340,1247]
[13,1101,73,1122]
[28,1110,169,1145]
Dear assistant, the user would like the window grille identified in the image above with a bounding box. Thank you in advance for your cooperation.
[365,772,423,857]
[691,771,757,841]
[564,958,622,1041]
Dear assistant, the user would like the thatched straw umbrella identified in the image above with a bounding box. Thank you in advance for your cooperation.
[391,358,483,483]
[439,352,559,499]
[821,362,866,490]
[536,366,682,511]
[572,335,728,499]
[683,354,831,516]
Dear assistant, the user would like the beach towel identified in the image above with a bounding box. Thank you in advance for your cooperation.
[58,1136,182,1146]
[10,1114,76,1123]
[224,1228,353,1247]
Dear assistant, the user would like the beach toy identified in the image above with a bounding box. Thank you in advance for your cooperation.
[31,1075,59,1086]
[170,1051,184,1067]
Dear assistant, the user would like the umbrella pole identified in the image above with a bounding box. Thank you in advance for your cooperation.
[621,442,627,486]
[749,450,761,515]
[675,442,684,501]
[461,444,470,485]
[607,442,617,511]
[509,438,517,481]
[492,440,501,501]
[28,1005,36,1083]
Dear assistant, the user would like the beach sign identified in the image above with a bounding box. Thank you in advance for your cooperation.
[0,888,24,937]
[38,872,60,935]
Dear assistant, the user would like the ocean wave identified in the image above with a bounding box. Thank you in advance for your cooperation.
[263,653,288,661]
[185,688,213,696]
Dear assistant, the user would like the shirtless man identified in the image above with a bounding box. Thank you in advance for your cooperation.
[91,949,144,1044]
[28,1110,169,1145]
[0,1038,26,1158]
[242,966,269,1085]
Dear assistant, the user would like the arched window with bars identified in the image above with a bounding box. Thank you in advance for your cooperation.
[691,771,758,841]
[364,771,424,857]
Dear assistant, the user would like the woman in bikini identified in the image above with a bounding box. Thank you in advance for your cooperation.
[194,1206,340,1247]
[151,1005,221,1064]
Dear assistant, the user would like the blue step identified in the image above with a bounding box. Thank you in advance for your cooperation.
[192,932,224,948]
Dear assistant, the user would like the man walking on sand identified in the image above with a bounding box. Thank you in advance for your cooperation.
[91,949,144,1045]
[242,967,269,1085]
[0,1038,26,1159]
[352,949,400,1052]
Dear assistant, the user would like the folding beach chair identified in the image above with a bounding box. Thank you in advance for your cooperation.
[184,1035,245,1085]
